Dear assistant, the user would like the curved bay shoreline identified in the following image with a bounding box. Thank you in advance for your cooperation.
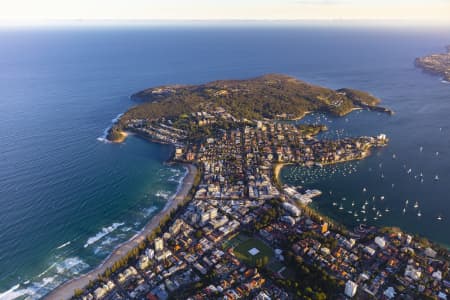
[45,163,198,300]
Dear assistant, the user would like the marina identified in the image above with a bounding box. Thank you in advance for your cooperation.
[281,109,450,247]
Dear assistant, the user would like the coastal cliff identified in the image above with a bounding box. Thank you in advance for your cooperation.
[107,74,392,142]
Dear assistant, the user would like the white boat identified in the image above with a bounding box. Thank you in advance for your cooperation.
[402,208,406,214]
[332,202,337,206]
[385,208,390,212]
[339,204,344,210]
[413,201,419,209]
[405,199,409,205]
[351,201,355,207]
[417,211,422,217]
[380,196,385,200]
[437,215,443,221]
[363,187,367,192]
[435,175,439,181]
[420,146,423,152]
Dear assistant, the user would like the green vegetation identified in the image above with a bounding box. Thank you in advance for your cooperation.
[110,74,387,140]
[232,235,274,267]
[270,251,342,300]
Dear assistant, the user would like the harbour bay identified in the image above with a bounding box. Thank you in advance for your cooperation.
[0,24,449,298]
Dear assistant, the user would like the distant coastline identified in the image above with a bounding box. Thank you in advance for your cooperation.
[415,45,450,82]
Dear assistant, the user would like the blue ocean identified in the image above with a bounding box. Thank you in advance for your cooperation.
[0,24,449,299]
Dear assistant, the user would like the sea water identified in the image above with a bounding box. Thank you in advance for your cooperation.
[0,24,449,298]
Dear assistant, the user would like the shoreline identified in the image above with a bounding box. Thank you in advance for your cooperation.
[45,163,198,300]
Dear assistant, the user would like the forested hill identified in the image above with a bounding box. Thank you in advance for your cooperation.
[108,74,390,141]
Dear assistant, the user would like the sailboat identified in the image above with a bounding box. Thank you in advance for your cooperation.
[402,207,406,214]
[363,187,367,192]
[413,201,419,209]
[420,146,423,152]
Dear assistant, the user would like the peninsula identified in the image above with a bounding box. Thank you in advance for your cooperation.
[107,74,392,142]
[47,75,450,300]
[415,45,450,82]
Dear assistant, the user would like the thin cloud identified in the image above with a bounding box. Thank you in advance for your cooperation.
[293,0,351,5]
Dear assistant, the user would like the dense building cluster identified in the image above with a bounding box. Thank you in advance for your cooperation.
[75,109,449,300]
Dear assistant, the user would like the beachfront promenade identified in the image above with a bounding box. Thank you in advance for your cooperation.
[45,164,197,300]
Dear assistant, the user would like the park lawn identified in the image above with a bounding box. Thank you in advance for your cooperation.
[233,237,274,266]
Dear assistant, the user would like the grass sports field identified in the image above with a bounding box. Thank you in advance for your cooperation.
[231,235,274,266]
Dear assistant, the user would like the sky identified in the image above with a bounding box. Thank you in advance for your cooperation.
[0,0,449,24]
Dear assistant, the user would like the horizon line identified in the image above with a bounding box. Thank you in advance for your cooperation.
[1,18,450,27]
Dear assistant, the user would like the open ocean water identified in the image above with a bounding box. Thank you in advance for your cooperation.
[0,24,449,299]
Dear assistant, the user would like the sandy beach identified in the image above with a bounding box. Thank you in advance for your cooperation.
[273,162,291,186]
[45,163,197,300]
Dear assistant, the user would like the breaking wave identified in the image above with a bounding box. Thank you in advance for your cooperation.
[84,222,124,248]
[96,112,123,143]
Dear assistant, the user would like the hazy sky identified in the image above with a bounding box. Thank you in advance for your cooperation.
[0,0,449,23]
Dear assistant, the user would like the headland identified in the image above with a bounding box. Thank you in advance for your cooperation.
[415,45,450,82]
[47,74,449,300]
